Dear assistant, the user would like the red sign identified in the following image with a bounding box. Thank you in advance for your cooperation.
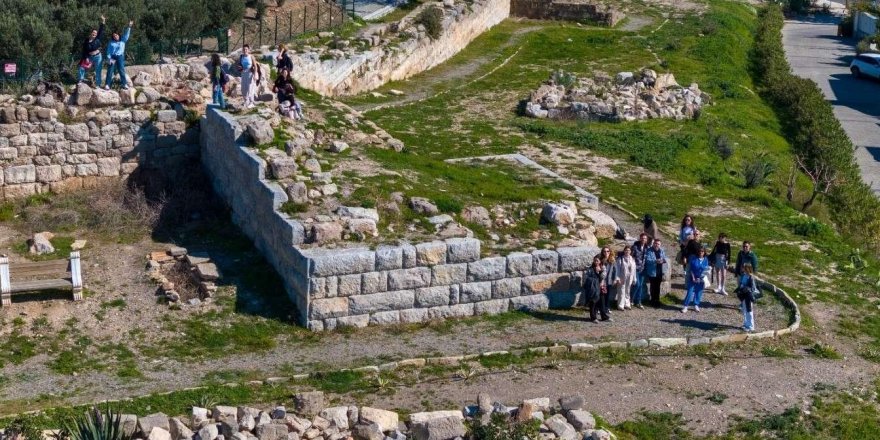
[3,63,16,75]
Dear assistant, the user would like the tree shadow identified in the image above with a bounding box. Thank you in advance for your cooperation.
[828,74,880,118]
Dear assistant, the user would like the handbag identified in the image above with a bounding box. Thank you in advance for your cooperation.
[79,58,93,69]
[702,274,711,287]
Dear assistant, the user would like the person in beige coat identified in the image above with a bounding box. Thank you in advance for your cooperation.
[615,246,637,310]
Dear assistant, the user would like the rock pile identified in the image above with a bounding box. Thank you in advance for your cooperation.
[80,391,612,440]
[525,69,710,122]
[146,246,219,306]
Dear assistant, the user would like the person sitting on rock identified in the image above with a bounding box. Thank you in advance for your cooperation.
[273,69,303,120]
[104,20,133,90]
[78,15,107,87]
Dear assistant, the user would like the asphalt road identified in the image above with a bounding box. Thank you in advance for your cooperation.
[782,13,880,197]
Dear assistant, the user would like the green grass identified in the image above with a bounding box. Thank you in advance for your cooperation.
[12,236,75,262]
[808,343,842,360]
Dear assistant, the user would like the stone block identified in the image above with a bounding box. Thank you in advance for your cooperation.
[570,343,595,353]
[4,164,35,183]
[369,310,400,326]
[306,248,375,277]
[97,157,121,176]
[522,274,570,295]
[309,297,349,320]
[445,237,480,263]
[0,123,20,137]
[467,257,506,281]
[138,413,170,437]
[565,410,596,431]
[402,243,417,268]
[411,416,466,440]
[746,331,775,340]
[310,276,338,299]
[459,281,492,303]
[648,337,687,347]
[492,278,522,299]
[336,314,370,328]
[359,408,398,433]
[416,241,447,266]
[628,339,649,348]
[362,271,388,294]
[532,250,559,274]
[474,298,509,315]
[387,267,431,290]
[349,290,415,315]
[65,123,89,142]
[427,303,474,320]
[558,246,600,272]
[337,274,362,297]
[416,286,453,308]
[75,163,98,176]
[157,110,178,123]
[431,263,467,286]
[510,294,549,311]
[35,165,62,183]
[375,245,404,271]
[399,308,429,323]
[294,391,325,417]
[0,147,16,160]
[506,252,533,277]
[320,407,350,430]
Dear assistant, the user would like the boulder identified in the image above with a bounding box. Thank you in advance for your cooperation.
[461,206,491,228]
[246,119,273,145]
[654,73,678,90]
[138,87,161,103]
[285,181,309,204]
[525,102,548,118]
[132,71,152,86]
[564,410,595,431]
[543,414,577,440]
[75,83,93,106]
[148,428,172,440]
[353,423,383,440]
[302,158,322,173]
[192,407,210,426]
[255,423,288,440]
[90,88,120,106]
[328,140,349,153]
[589,429,612,440]
[410,416,466,440]
[294,391,325,417]
[198,423,219,440]
[214,406,238,422]
[319,407,350,430]
[582,209,617,239]
[558,395,585,411]
[268,155,298,179]
[337,206,380,222]
[409,197,439,215]
[138,413,171,437]
[541,202,576,226]
[169,418,193,440]
[29,232,55,255]
[359,407,398,433]
[120,415,139,438]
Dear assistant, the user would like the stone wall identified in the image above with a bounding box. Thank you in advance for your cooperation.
[200,107,600,330]
[304,239,599,331]
[0,103,199,200]
[293,0,510,96]
[510,0,622,26]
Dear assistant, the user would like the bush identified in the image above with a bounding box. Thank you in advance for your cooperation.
[470,412,542,440]
[416,6,444,40]
[742,153,776,188]
[62,405,130,440]
[712,134,734,161]
[785,214,832,237]
[856,36,878,54]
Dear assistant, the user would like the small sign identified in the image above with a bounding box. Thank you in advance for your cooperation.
[3,63,15,75]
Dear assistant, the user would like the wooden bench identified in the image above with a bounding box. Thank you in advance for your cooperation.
[0,252,83,305]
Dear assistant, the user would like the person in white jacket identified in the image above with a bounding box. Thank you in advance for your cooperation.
[615,246,637,310]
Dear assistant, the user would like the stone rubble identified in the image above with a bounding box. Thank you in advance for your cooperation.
[525,69,710,122]
[146,246,219,306]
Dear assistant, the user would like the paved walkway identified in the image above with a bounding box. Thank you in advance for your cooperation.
[350,0,408,20]
[783,12,880,197]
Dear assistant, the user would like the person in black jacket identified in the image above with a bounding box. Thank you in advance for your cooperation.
[709,232,731,295]
[276,44,293,72]
[584,256,609,323]
[78,15,107,86]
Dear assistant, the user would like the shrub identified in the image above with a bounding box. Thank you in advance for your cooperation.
[434,195,463,214]
[470,412,542,440]
[741,153,776,188]
[785,214,832,237]
[712,134,734,161]
[856,36,877,55]
[416,6,444,40]
[551,70,577,89]
[62,406,130,440]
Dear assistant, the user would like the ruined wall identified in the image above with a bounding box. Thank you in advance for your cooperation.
[510,0,621,26]
[0,103,199,200]
[293,0,510,96]
[200,108,600,330]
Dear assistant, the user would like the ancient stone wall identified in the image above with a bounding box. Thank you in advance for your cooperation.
[510,0,621,26]
[0,103,199,200]
[200,108,600,330]
[293,0,510,96]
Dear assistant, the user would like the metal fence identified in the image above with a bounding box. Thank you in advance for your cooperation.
[230,0,352,52]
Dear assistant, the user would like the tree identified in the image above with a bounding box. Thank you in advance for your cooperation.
[796,154,841,211]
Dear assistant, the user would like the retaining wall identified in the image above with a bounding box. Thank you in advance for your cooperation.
[200,108,602,330]
[854,11,878,39]
[293,0,510,96]
[0,106,199,200]
[510,0,622,26]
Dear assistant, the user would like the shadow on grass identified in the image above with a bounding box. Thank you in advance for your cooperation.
[659,318,740,331]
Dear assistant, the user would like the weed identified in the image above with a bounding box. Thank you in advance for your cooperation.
[741,152,776,188]
[415,6,444,40]
[808,343,842,360]
[761,346,792,358]
[706,392,728,404]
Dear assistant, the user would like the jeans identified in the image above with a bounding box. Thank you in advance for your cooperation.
[741,300,754,330]
[78,53,103,86]
[104,55,127,87]
[632,272,647,305]
[684,279,705,307]
[212,85,226,108]
[589,293,610,321]
[649,275,663,305]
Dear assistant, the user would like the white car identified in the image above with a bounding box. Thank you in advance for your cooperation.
[850,53,880,80]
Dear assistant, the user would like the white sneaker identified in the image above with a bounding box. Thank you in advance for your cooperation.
[694,306,701,312]
[681,307,688,313]
[121,85,130,90]
[103,85,110,90]
[714,286,722,294]
[721,289,729,296]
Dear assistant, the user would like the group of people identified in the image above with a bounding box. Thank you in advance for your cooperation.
[582,214,761,332]
[209,43,302,119]
[78,16,133,90]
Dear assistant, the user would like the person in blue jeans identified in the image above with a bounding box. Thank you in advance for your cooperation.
[682,246,709,313]
[737,264,757,332]
[78,15,107,86]
[210,54,228,109]
[630,233,650,309]
[104,20,133,90]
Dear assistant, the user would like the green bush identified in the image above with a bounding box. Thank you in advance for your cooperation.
[741,152,776,189]
[62,406,130,440]
[785,214,832,238]
[470,412,542,440]
[416,6,444,40]
[753,6,880,251]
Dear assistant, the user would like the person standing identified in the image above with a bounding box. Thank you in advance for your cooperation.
[104,20,133,90]
[631,233,650,309]
[239,44,256,108]
[710,232,731,295]
[276,44,293,72]
[615,246,637,311]
[78,15,107,86]
[600,246,617,315]
[642,214,660,244]
[737,264,758,332]
[584,256,608,323]
[645,239,667,307]
[682,247,709,313]
[210,54,228,109]
[678,214,698,247]
[734,241,759,277]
